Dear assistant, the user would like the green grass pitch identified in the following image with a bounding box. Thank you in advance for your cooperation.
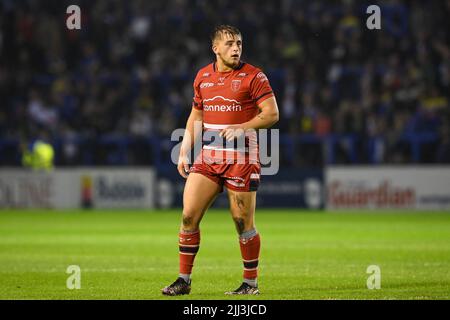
[0,209,449,300]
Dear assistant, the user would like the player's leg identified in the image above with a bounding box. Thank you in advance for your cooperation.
[178,173,220,283]
[225,189,261,295]
[162,172,221,296]
[180,172,221,232]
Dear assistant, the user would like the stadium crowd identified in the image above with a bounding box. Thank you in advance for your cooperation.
[0,0,449,167]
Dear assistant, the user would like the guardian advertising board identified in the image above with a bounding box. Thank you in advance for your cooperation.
[326,166,450,210]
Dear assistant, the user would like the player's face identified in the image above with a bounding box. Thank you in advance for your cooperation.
[213,33,242,69]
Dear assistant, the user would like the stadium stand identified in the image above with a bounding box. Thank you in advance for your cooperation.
[0,0,449,168]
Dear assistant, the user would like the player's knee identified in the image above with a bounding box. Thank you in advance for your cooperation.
[232,216,254,235]
[181,210,200,230]
[232,216,245,235]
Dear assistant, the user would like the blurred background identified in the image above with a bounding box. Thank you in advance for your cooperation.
[1,0,449,209]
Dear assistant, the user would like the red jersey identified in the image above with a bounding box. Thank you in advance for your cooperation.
[192,61,274,158]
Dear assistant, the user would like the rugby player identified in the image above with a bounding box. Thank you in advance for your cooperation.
[162,25,279,296]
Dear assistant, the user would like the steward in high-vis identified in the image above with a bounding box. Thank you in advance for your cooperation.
[22,140,54,171]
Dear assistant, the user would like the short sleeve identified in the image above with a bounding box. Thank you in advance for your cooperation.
[192,75,203,110]
[250,71,274,105]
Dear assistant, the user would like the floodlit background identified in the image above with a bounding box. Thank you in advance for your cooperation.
[0,0,449,299]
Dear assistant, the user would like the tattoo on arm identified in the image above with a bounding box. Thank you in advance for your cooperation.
[257,114,265,120]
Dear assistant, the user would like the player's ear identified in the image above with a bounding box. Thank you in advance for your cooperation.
[212,43,218,54]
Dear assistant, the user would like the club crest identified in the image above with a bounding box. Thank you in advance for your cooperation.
[231,79,241,92]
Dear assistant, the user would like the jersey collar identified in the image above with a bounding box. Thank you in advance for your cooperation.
[212,61,245,73]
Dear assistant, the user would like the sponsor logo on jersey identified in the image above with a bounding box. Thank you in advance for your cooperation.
[256,72,268,82]
[250,173,260,180]
[227,180,246,188]
[200,82,214,88]
[218,77,225,86]
[203,96,242,112]
[237,72,247,77]
[202,72,210,77]
[231,79,241,92]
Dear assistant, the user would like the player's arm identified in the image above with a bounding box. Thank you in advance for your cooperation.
[243,96,279,130]
[220,96,279,140]
[178,107,203,178]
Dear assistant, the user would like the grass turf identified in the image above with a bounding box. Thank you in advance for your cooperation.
[0,209,449,300]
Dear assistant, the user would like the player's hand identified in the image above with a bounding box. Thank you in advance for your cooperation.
[177,155,190,179]
[219,125,245,142]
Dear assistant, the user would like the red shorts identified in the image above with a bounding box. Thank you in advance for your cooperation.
[189,150,261,192]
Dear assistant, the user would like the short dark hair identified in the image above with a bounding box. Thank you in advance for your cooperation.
[210,25,242,44]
